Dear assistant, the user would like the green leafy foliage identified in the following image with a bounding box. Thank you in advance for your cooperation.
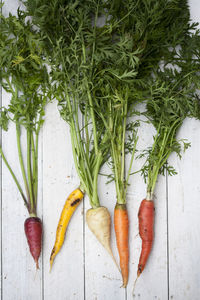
[0,9,49,131]
[141,60,200,197]
[22,0,200,204]
[0,8,50,214]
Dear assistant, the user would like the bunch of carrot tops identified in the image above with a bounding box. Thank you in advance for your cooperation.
[1,0,200,288]
[0,7,51,268]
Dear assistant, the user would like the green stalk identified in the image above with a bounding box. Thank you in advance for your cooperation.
[31,131,37,206]
[84,106,90,158]
[0,147,28,208]
[118,96,129,203]
[147,130,168,198]
[120,99,127,184]
[90,0,99,70]
[91,152,102,208]
[82,43,98,155]
[27,128,35,214]
[65,89,92,200]
[62,58,92,190]
[90,132,109,207]
[72,99,93,188]
[16,123,30,202]
[34,124,40,204]
[64,78,97,203]
[5,78,15,95]
[111,139,123,204]
[87,86,98,155]
[146,121,162,196]
[125,135,138,196]
[108,100,124,204]
[150,119,182,197]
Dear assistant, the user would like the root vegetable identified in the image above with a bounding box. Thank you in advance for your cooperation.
[114,204,129,287]
[137,199,154,277]
[50,188,84,270]
[86,206,118,269]
[24,217,42,269]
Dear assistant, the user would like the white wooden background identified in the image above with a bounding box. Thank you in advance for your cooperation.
[1,1,200,299]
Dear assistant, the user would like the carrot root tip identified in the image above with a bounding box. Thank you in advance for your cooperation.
[120,283,128,288]
[35,259,39,270]
[49,264,53,273]
[137,266,142,277]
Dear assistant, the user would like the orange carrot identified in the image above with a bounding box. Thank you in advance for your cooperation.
[114,203,129,287]
[137,199,154,277]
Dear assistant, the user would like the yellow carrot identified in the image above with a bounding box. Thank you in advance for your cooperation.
[50,188,84,271]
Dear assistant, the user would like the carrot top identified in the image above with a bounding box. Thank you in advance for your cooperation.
[87,0,196,205]
[140,50,200,198]
[22,0,200,206]
[0,9,50,215]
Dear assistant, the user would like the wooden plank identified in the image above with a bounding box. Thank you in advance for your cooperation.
[84,12,125,300]
[0,3,2,294]
[168,2,200,299]
[42,102,84,300]
[168,118,200,300]
[1,2,43,299]
[1,1,199,299]
[126,119,168,300]
[85,116,168,299]
[84,165,126,300]
[1,94,43,300]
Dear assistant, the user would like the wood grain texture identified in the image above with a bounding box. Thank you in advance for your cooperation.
[126,120,168,300]
[0,5,2,295]
[84,168,126,300]
[42,102,84,300]
[1,2,43,300]
[0,1,200,299]
[168,118,200,300]
[167,3,200,300]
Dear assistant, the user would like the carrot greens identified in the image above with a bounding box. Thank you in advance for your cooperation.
[87,1,197,285]
[136,28,200,277]
[22,0,120,266]
[141,50,200,199]
[23,0,111,208]
[0,8,50,267]
[22,0,200,280]
[93,0,196,206]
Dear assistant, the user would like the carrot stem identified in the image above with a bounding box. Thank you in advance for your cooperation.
[16,122,30,202]
[86,79,98,156]
[31,132,36,203]
[27,128,35,214]
[34,120,41,206]
[120,97,127,185]
[91,152,102,208]
[125,135,138,196]
[65,89,90,196]
[0,146,28,207]
[84,105,90,158]
[34,132,39,204]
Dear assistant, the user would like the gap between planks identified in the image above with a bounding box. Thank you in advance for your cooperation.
[0,2,3,299]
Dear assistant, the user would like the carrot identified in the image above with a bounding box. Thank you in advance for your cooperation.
[24,217,42,269]
[50,188,84,270]
[114,204,129,287]
[0,10,49,269]
[137,199,154,277]
[86,206,119,269]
